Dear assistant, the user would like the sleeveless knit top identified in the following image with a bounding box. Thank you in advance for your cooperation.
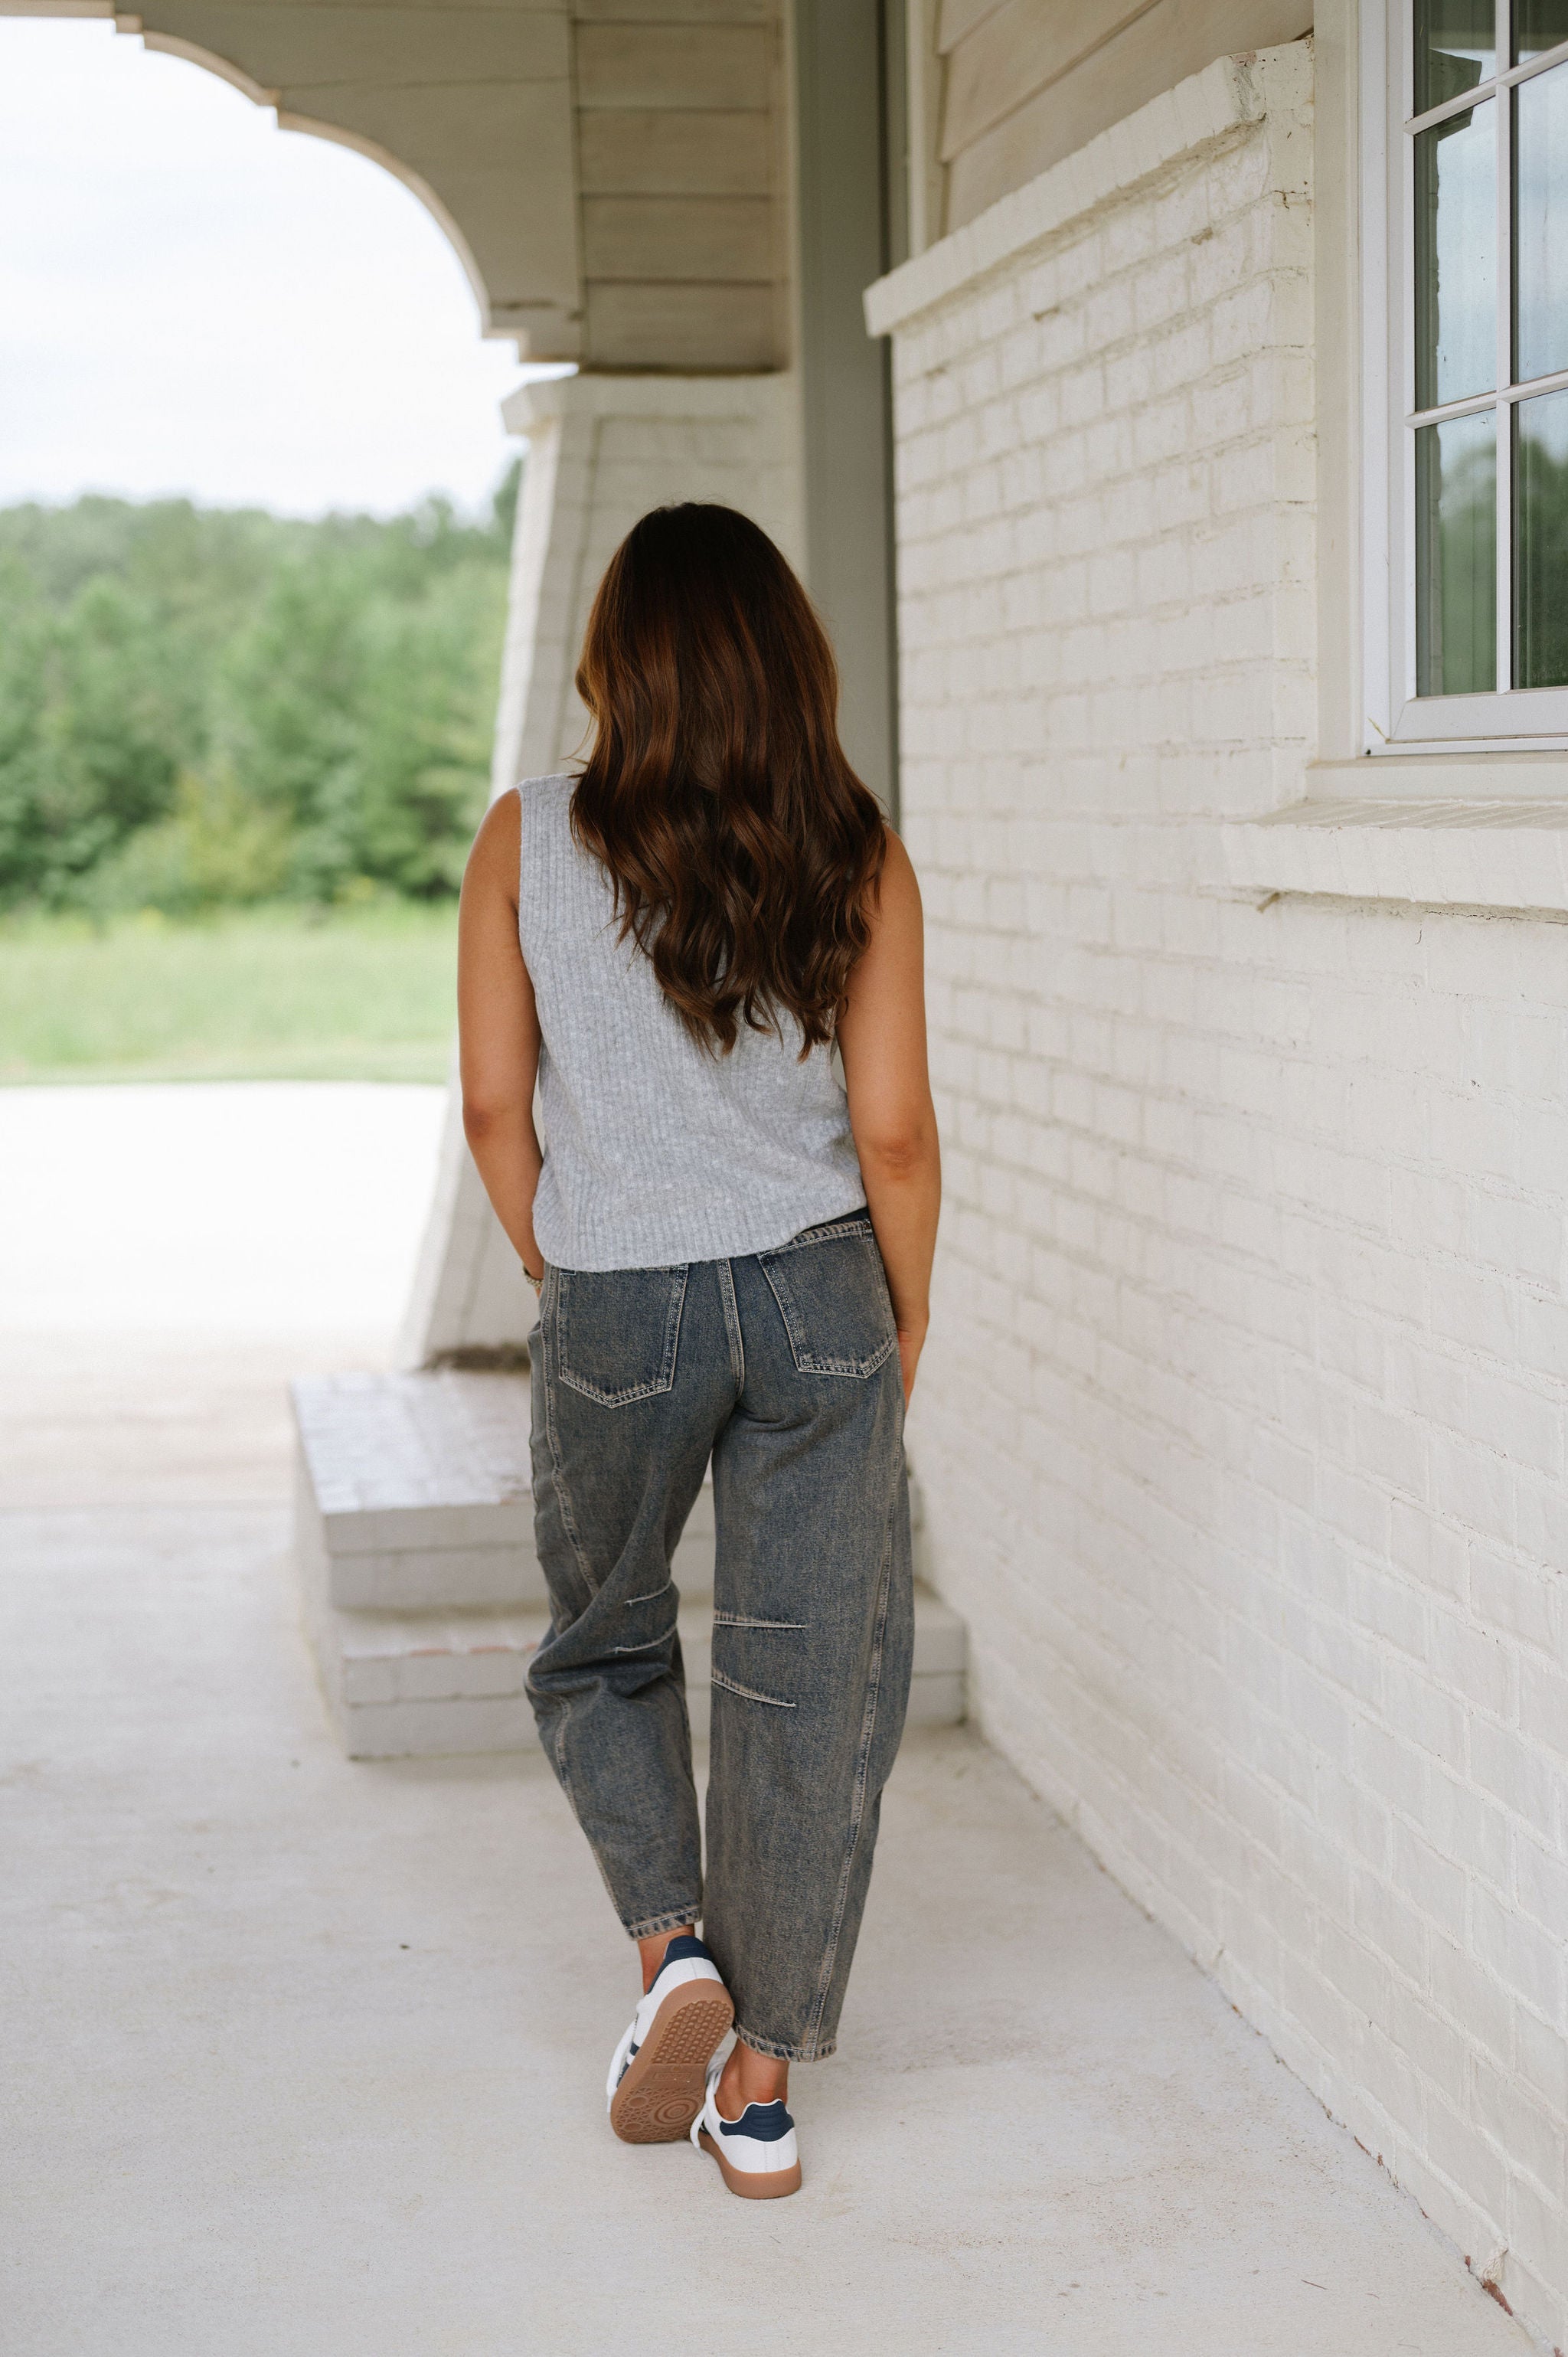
[517,774,867,1272]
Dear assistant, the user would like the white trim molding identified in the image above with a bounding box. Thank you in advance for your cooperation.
[864,47,1297,338]
[1220,791,1568,913]
[1366,0,1568,753]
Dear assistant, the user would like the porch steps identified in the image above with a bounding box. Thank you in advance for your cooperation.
[292,1369,965,1760]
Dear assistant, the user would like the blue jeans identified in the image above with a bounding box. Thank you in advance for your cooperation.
[526,1211,913,2062]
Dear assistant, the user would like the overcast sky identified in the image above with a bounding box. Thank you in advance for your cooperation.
[0,19,558,518]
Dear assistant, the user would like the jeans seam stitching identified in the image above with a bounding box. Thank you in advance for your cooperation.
[730,2024,835,2064]
[558,1371,672,1407]
[541,1276,594,1606]
[537,1290,594,1821]
[610,1621,679,1654]
[758,1257,808,1365]
[792,1332,899,1380]
[716,1257,745,1391]
[626,1906,702,1941]
[662,1266,690,1389]
[710,1668,796,1711]
[804,1511,894,2057]
[711,1614,809,1630]
[766,1218,875,1256]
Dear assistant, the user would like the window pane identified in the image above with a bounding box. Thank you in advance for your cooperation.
[1416,0,1496,112]
[1415,410,1497,695]
[1514,387,1568,683]
[1516,0,1568,63]
[1414,101,1496,407]
[1514,62,1568,381]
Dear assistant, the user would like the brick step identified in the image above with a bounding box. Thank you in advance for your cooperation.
[292,1367,965,1759]
[292,1369,712,1610]
[302,1587,967,1760]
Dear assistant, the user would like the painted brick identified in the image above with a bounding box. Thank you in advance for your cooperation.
[1518,1658,1568,1764]
[882,38,1568,2346]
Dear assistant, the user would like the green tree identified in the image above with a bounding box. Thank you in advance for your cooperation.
[0,563,201,903]
[0,561,53,903]
[0,471,517,911]
[340,561,501,896]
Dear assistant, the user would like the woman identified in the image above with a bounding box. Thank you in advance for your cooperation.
[456,502,939,2201]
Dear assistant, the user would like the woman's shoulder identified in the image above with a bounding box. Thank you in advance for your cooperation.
[871,822,920,917]
[466,775,580,907]
[469,772,568,846]
[466,785,521,890]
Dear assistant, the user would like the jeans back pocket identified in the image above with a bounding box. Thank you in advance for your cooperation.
[554,1265,688,1407]
[760,1218,898,1378]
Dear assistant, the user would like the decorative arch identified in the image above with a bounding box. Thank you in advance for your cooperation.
[31,3,585,355]
[15,3,798,374]
[120,27,494,324]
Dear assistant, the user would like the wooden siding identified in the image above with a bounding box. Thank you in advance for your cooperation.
[572,5,787,368]
[48,0,788,368]
[574,21,771,105]
[580,194,774,280]
[573,0,773,16]
[937,0,1313,229]
[583,280,782,368]
[141,4,569,89]
[941,0,1152,155]
[575,108,776,194]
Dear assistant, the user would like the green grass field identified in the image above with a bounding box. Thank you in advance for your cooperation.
[0,903,459,1084]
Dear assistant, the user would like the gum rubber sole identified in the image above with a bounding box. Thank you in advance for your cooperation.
[609,1980,734,2144]
[697,2127,802,2200]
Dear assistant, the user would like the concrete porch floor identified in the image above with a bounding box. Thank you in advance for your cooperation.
[0,1087,1534,2356]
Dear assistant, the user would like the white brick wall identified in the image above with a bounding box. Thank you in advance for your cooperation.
[880,43,1568,2348]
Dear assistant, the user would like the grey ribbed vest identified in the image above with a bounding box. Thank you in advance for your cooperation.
[517,775,866,1272]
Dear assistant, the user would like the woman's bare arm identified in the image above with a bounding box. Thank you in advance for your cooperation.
[456,790,544,1281]
[837,829,941,1403]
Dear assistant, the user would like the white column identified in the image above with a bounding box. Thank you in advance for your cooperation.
[399,371,805,1365]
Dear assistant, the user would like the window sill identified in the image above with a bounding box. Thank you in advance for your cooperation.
[1218,777,1568,916]
[1346,753,1568,795]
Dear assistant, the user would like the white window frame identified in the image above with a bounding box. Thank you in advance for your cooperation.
[1364,0,1568,754]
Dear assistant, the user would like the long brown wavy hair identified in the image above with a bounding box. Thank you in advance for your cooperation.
[571,503,887,1056]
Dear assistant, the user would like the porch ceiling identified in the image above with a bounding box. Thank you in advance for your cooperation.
[18,0,789,368]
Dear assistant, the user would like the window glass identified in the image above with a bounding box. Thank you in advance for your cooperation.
[1514,62,1568,381]
[1515,0,1568,63]
[1514,387,1568,683]
[1415,101,1496,406]
[1416,409,1498,693]
[1415,0,1496,111]
[1400,1,1568,725]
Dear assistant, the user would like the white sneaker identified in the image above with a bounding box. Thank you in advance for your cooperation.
[606,1935,733,2144]
[691,2055,802,2198]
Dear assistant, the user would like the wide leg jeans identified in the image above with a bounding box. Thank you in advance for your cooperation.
[525,1212,913,2062]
